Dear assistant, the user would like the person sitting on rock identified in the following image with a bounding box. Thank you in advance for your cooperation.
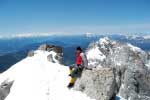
[67,46,88,88]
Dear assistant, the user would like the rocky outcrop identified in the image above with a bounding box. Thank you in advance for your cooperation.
[38,44,63,64]
[76,37,150,100]
[54,53,63,64]
[38,44,62,53]
[38,44,51,51]
[0,38,149,100]
[74,68,117,100]
[0,81,13,100]
[47,54,55,63]
[27,50,34,57]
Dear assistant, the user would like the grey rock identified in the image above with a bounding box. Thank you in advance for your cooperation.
[54,53,63,64]
[53,46,62,53]
[47,54,55,63]
[27,50,34,57]
[38,44,48,51]
[38,44,62,53]
[38,44,63,64]
[0,81,13,100]
[47,53,63,64]
[74,68,117,100]
[84,37,150,100]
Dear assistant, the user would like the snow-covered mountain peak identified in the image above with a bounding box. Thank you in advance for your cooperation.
[85,37,150,100]
[0,44,94,100]
[99,37,110,45]
[86,37,148,68]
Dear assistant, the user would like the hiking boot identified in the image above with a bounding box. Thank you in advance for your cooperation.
[67,83,74,88]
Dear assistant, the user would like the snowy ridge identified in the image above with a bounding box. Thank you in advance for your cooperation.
[86,37,147,68]
[86,37,114,67]
[0,50,94,100]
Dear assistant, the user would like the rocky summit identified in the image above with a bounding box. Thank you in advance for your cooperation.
[74,37,150,100]
[38,44,63,64]
[0,38,150,100]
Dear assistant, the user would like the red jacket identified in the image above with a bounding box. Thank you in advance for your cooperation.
[76,53,82,65]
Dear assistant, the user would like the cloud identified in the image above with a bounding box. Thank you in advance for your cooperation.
[0,23,149,39]
[0,32,57,39]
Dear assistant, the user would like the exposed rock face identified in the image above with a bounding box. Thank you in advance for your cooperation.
[38,44,63,64]
[74,68,116,100]
[27,50,34,57]
[53,46,62,53]
[76,37,150,100]
[0,81,13,100]
[0,39,149,100]
[38,44,50,51]
[54,53,63,64]
[47,54,55,63]
[38,44,62,53]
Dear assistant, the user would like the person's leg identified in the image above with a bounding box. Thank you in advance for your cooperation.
[68,74,76,88]
[69,77,75,84]
[68,64,77,88]
[70,67,79,77]
[69,67,73,76]
[68,64,76,76]
[76,65,84,77]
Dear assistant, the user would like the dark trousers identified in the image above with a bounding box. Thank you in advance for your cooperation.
[69,64,83,78]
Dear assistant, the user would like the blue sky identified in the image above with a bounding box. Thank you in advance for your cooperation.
[0,0,150,35]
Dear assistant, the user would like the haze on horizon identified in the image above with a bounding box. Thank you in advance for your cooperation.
[0,0,150,36]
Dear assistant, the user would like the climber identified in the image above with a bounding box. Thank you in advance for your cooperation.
[67,46,88,88]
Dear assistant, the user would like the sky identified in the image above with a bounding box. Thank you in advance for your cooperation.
[0,0,150,36]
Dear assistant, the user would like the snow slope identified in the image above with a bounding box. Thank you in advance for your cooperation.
[0,50,94,100]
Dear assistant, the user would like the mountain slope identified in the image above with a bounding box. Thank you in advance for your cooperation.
[1,37,150,100]
[74,37,150,100]
[0,50,94,100]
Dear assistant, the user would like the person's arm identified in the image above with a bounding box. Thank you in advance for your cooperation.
[80,53,88,67]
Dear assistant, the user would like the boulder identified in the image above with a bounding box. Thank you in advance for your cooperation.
[38,44,63,64]
[47,54,55,63]
[53,46,62,53]
[38,44,48,51]
[38,44,62,53]
[54,53,63,64]
[27,50,34,57]
[74,68,117,100]
[0,81,13,100]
